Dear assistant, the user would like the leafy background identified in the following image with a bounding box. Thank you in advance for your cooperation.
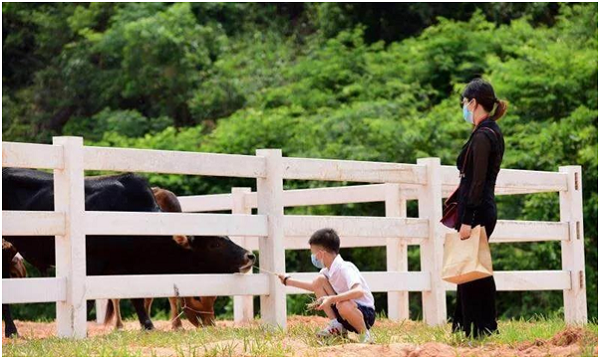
[3,3,597,322]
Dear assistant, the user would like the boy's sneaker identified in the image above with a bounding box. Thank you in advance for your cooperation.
[317,319,347,338]
[358,330,373,344]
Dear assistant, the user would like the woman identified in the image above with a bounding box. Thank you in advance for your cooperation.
[452,78,507,338]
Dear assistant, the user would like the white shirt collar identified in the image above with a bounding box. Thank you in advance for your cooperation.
[328,254,343,275]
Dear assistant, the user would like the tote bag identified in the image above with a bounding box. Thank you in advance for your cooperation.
[442,225,493,284]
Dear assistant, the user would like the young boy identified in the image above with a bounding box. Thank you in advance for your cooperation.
[278,228,375,343]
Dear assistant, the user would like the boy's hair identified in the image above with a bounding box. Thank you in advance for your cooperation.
[308,228,340,254]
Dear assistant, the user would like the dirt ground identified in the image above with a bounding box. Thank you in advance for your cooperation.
[3,317,597,357]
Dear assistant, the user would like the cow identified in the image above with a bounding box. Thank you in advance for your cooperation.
[105,187,219,330]
[2,168,255,337]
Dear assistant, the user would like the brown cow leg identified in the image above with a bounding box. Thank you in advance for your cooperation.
[144,298,153,318]
[113,299,124,329]
[169,297,183,330]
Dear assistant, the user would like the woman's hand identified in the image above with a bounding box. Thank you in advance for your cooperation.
[459,224,472,240]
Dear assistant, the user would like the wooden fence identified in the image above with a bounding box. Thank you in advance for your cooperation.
[2,137,587,338]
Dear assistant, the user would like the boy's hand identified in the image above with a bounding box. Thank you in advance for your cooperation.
[277,273,288,285]
[317,295,335,310]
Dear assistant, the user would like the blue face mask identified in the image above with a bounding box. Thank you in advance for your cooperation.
[311,253,324,269]
[463,102,474,124]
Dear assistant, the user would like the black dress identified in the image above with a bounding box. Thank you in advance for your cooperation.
[452,117,505,337]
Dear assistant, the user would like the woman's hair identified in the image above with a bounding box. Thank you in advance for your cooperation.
[461,78,508,121]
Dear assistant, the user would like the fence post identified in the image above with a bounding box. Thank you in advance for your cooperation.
[256,149,287,329]
[53,136,87,338]
[416,157,446,326]
[385,183,409,321]
[559,166,587,324]
[232,187,255,324]
[95,299,108,324]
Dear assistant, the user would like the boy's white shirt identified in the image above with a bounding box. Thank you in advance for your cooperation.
[319,254,375,309]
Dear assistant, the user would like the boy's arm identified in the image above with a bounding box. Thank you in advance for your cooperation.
[327,266,366,304]
[277,273,314,292]
[332,283,365,302]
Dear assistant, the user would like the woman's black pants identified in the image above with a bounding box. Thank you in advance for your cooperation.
[451,212,498,338]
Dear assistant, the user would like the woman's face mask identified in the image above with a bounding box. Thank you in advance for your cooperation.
[462,99,475,124]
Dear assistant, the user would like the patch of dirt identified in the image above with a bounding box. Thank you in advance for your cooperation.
[501,327,588,357]
[480,327,591,357]
[550,327,584,346]
[2,319,204,343]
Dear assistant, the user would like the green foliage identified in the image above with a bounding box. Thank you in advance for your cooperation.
[2,3,597,322]
[63,108,173,140]
[310,3,561,44]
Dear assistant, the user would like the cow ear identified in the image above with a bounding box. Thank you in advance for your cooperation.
[173,235,192,250]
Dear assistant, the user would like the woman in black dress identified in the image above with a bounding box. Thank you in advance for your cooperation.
[452,78,507,338]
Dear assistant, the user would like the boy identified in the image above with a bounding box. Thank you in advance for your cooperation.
[278,228,375,343]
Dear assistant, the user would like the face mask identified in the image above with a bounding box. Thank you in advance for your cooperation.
[311,253,324,269]
[463,101,474,124]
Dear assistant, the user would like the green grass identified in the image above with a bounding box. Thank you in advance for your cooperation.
[3,316,598,357]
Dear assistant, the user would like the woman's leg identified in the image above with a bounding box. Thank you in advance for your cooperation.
[464,217,498,337]
[473,219,498,336]
[454,213,498,337]
[452,284,464,333]
[459,275,496,337]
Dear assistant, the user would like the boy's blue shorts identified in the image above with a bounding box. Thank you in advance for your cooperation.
[331,303,376,333]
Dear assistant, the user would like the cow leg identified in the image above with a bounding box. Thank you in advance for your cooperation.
[3,304,18,338]
[143,298,153,318]
[169,297,183,330]
[113,299,124,329]
[2,242,18,338]
[131,298,154,330]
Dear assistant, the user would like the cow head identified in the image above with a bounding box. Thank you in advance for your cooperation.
[183,296,217,326]
[176,235,255,274]
[149,186,255,274]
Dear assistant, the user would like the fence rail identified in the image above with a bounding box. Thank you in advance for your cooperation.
[2,138,587,338]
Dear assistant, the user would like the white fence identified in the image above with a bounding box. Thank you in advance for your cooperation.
[2,137,587,338]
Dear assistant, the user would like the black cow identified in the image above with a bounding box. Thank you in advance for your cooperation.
[106,187,220,330]
[2,168,255,337]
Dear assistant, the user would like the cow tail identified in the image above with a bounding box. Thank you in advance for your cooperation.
[104,300,114,326]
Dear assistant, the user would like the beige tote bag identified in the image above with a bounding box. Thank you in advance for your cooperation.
[442,225,493,285]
